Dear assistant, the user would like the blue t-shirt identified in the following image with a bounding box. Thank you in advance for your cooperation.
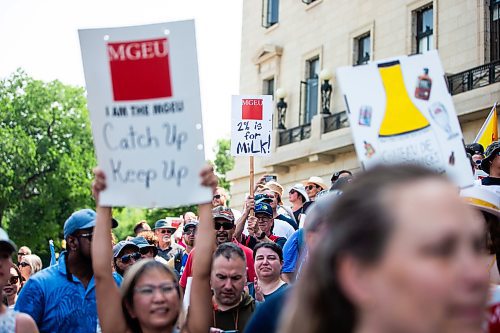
[15,251,122,333]
[282,229,301,274]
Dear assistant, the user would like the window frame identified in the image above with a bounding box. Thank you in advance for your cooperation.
[491,0,500,62]
[299,57,320,125]
[262,0,280,28]
[415,5,434,54]
[355,33,371,66]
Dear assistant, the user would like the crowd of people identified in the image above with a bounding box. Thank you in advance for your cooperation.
[0,140,499,333]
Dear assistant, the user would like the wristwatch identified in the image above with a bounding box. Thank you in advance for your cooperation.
[257,231,266,240]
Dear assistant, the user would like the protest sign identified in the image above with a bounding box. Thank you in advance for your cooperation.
[231,95,273,156]
[79,20,211,207]
[337,50,473,188]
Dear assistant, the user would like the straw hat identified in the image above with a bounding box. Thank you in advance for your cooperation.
[461,185,499,217]
[302,176,328,191]
[265,181,284,204]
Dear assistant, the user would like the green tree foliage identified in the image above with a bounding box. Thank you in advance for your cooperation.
[0,70,96,258]
[213,138,234,190]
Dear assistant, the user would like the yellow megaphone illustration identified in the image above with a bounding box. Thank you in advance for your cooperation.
[378,60,430,137]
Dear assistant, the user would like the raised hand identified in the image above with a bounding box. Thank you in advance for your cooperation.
[254,277,264,302]
[92,167,107,204]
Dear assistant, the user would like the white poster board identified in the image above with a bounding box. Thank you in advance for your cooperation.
[337,50,473,188]
[79,20,211,207]
[230,95,273,156]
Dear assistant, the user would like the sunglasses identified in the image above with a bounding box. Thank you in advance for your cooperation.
[18,262,30,268]
[289,189,296,195]
[76,232,93,241]
[213,194,222,200]
[8,275,20,285]
[214,222,234,231]
[17,252,28,256]
[119,252,141,264]
[305,185,320,191]
[158,229,173,234]
[475,159,482,165]
[184,229,196,235]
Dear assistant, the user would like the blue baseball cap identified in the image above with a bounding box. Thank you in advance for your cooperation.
[63,209,118,238]
[254,202,273,217]
[255,193,273,204]
[113,241,140,258]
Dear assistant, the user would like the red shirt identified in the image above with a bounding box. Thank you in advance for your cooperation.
[179,239,256,288]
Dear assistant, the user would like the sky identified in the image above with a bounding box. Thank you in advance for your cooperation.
[0,0,243,160]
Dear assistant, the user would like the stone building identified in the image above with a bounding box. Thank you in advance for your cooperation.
[227,0,500,210]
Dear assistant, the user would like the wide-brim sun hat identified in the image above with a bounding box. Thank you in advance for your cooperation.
[265,181,284,204]
[289,184,309,202]
[153,219,177,232]
[461,185,499,218]
[302,176,328,191]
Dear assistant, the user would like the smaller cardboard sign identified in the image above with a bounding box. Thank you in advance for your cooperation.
[231,95,273,156]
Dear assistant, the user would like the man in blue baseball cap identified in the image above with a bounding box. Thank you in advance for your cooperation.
[16,209,121,332]
[239,202,287,250]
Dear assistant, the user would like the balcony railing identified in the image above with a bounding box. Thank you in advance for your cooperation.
[447,60,500,95]
[278,123,311,146]
[323,111,349,133]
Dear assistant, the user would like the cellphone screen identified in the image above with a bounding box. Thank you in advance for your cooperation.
[264,175,277,182]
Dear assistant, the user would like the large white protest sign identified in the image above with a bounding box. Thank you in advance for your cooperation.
[337,50,473,188]
[231,95,273,156]
[79,20,211,207]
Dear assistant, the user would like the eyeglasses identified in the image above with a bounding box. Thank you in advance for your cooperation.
[134,282,178,297]
[184,229,196,235]
[76,232,93,241]
[18,262,30,268]
[8,275,20,285]
[158,229,173,234]
[305,185,320,191]
[214,222,234,230]
[213,194,222,200]
[119,252,141,264]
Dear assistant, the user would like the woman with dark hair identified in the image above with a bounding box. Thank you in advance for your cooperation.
[248,242,287,301]
[280,165,490,333]
[3,263,24,308]
[92,165,218,333]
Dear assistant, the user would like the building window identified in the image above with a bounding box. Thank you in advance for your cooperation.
[262,0,279,28]
[354,33,371,65]
[300,57,319,125]
[491,0,500,61]
[416,6,433,53]
[263,77,275,97]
